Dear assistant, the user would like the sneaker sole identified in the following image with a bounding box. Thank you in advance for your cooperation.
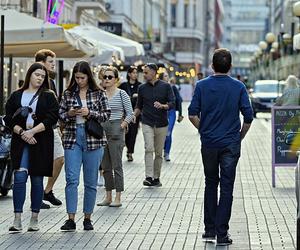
[202,237,215,242]
[143,182,152,186]
[60,229,76,232]
[216,242,232,246]
[8,228,22,234]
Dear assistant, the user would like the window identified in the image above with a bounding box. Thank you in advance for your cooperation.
[171,3,176,27]
[184,3,188,27]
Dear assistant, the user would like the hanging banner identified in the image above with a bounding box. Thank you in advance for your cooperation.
[46,0,65,24]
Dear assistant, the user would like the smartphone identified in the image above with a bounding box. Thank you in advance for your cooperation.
[73,105,81,110]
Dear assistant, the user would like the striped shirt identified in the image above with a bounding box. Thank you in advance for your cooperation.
[108,89,134,123]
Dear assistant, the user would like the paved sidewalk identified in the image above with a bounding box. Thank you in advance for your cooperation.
[0,104,296,249]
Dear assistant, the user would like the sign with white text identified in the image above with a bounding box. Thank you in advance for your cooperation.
[271,106,300,187]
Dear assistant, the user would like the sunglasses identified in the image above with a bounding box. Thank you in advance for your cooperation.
[103,75,115,80]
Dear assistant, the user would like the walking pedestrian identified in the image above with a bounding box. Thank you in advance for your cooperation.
[97,66,133,207]
[158,72,183,162]
[133,63,175,187]
[119,66,142,162]
[5,63,59,232]
[59,61,111,231]
[275,75,300,106]
[34,49,64,209]
[188,48,253,246]
[96,65,108,187]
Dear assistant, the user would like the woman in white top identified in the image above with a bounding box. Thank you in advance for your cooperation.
[98,66,134,207]
[5,63,59,232]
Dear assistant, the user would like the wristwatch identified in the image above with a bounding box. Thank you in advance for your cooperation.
[18,128,24,135]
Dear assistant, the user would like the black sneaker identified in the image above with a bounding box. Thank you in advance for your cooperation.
[40,201,50,209]
[43,190,62,206]
[152,178,162,187]
[217,234,232,246]
[83,218,94,231]
[202,231,216,241]
[60,219,76,232]
[143,177,153,186]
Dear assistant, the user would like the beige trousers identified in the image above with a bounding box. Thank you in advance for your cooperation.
[142,124,168,179]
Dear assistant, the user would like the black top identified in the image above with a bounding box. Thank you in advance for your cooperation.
[172,85,183,116]
[49,79,58,97]
[136,79,175,127]
[4,89,59,176]
[119,80,141,109]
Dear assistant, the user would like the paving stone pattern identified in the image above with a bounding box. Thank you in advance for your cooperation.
[0,106,296,250]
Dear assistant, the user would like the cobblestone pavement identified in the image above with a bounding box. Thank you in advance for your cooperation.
[0,104,296,249]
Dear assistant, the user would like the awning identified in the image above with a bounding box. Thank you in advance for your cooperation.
[66,27,125,63]
[68,25,145,57]
[0,9,98,58]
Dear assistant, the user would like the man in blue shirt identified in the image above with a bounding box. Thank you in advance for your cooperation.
[188,48,253,246]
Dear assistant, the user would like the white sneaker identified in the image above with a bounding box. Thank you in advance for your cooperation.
[97,175,104,187]
[9,217,22,233]
[28,217,39,232]
[164,154,170,162]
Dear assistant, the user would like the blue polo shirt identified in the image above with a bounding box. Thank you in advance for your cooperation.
[188,75,253,148]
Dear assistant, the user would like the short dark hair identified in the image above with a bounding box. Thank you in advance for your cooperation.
[35,49,56,62]
[144,63,158,72]
[212,48,232,73]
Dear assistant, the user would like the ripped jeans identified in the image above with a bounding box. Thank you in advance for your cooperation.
[13,146,44,213]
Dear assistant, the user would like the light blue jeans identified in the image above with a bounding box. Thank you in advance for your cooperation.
[164,109,176,155]
[13,146,44,213]
[64,125,104,214]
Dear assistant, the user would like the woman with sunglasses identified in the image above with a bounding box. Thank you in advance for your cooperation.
[59,61,111,231]
[119,66,142,162]
[97,66,134,207]
[4,62,59,232]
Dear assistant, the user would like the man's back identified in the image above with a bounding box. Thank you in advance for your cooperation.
[189,75,252,147]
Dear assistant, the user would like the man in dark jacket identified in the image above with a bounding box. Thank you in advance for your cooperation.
[188,49,253,246]
[134,63,175,187]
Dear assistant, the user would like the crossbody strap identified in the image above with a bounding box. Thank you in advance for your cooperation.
[75,92,82,107]
[119,90,126,116]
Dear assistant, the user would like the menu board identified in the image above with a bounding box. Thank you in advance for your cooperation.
[272,106,300,187]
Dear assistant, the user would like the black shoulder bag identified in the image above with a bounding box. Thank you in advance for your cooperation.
[75,93,103,139]
[12,90,41,120]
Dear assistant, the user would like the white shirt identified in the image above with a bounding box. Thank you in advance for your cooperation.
[76,99,87,124]
[21,91,38,129]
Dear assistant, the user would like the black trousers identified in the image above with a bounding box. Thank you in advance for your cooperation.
[125,116,140,154]
[201,142,241,238]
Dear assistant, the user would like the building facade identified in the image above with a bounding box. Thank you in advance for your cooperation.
[222,0,268,77]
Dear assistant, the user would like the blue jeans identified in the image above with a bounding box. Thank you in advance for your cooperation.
[13,146,44,213]
[164,109,176,155]
[64,125,104,214]
[201,142,241,238]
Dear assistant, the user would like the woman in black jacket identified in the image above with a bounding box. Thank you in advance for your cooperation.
[119,66,141,162]
[4,63,59,233]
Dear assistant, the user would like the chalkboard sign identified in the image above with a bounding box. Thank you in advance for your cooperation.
[272,106,300,187]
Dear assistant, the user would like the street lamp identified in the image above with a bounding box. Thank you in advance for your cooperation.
[293,2,300,26]
[283,33,292,54]
[259,41,267,50]
[265,32,276,44]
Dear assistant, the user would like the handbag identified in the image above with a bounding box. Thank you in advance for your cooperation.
[75,93,103,139]
[85,118,104,139]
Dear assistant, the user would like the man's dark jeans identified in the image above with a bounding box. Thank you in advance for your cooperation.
[201,142,241,238]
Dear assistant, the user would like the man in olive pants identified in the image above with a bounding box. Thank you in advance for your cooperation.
[134,63,175,187]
